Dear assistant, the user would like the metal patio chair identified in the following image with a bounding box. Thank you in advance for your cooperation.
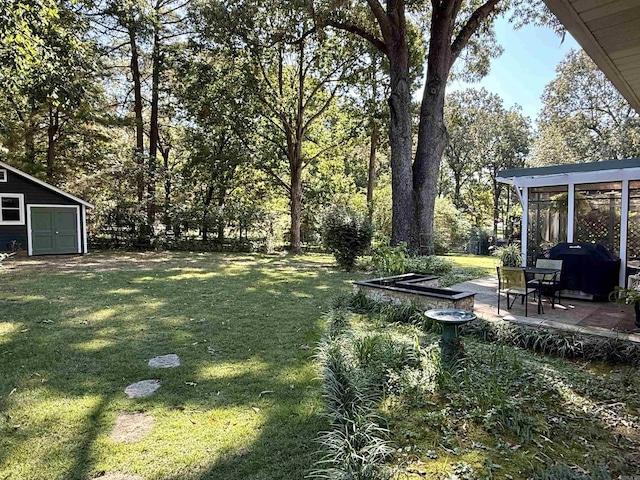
[497,266,537,317]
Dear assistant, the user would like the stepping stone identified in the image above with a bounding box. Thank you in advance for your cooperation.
[110,413,154,443]
[148,354,180,368]
[98,474,145,480]
[124,380,160,399]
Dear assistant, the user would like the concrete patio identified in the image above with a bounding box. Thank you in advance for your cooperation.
[451,276,640,343]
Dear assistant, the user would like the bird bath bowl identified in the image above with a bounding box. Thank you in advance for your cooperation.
[425,308,476,363]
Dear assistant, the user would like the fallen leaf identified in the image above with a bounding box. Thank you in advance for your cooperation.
[252,407,260,413]
[20,329,29,333]
[259,390,274,397]
[9,388,17,395]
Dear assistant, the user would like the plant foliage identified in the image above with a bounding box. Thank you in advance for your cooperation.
[322,208,373,271]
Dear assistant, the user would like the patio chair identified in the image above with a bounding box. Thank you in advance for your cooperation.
[528,259,563,307]
[497,266,537,317]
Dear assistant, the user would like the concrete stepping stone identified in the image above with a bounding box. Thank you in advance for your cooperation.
[110,413,154,443]
[124,380,160,399]
[148,354,180,368]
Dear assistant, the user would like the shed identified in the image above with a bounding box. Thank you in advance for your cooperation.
[0,160,93,255]
[497,158,640,287]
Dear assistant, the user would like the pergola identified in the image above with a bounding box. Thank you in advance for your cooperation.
[497,158,640,287]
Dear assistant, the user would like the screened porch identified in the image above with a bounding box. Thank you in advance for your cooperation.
[497,158,640,288]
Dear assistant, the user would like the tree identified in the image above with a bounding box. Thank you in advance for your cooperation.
[0,0,106,183]
[442,88,529,238]
[195,0,364,253]
[316,0,515,251]
[443,89,483,209]
[533,49,640,166]
[178,47,256,241]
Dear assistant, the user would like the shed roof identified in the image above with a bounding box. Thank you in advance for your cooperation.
[0,160,94,208]
[543,0,640,115]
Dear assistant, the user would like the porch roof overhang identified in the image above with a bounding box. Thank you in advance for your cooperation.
[497,158,640,188]
[543,0,640,115]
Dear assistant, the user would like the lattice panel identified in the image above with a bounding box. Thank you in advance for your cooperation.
[627,218,640,259]
[575,208,620,255]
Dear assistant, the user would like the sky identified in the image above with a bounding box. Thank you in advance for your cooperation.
[449,15,580,121]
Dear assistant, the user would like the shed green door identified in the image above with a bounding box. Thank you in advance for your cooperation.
[31,207,78,255]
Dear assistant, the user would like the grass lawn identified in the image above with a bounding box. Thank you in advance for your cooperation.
[436,254,498,287]
[0,252,363,480]
[438,253,498,274]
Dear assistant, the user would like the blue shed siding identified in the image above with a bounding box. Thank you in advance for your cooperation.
[0,168,85,253]
[0,226,27,252]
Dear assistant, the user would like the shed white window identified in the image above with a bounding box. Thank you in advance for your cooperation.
[0,193,24,225]
[0,169,7,182]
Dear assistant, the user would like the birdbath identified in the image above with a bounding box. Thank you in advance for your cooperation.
[425,308,477,363]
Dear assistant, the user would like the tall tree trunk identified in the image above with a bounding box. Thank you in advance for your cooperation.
[161,146,171,230]
[290,163,303,254]
[288,39,306,254]
[128,25,145,203]
[217,192,225,241]
[387,39,413,247]
[367,117,378,221]
[202,186,214,241]
[367,58,379,221]
[453,172,462,209]
[413,9,453,254]
[148,22,161,226]
[46,106,59,183]
[24,101,37,167]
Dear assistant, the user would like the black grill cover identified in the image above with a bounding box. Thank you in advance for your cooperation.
[540,243,620,301]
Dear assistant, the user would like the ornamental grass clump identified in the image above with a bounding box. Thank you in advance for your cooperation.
[312,314,394,480]
[493,243,522,267]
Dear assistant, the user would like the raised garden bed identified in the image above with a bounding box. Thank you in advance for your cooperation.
[354,273,475,310]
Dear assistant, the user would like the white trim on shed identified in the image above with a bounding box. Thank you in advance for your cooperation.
[27,204,82,256]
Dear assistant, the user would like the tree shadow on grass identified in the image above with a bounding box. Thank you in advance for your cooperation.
[0,256,356,479]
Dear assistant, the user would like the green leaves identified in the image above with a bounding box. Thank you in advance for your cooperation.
[534,49,640,166]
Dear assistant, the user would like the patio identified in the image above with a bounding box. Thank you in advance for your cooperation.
[451,276,640,343]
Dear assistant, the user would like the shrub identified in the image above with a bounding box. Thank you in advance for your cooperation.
[370,238,453,277]
[434,197,473,254]
[370,242,409,276]
[493,243,522,266]
[322,208,373,271]
[406,255,454,275]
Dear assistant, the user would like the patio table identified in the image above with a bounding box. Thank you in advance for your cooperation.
[525,267,561,314]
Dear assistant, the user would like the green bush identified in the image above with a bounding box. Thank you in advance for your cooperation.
[322,208,373,271]
[370,238,453,277]
[406,255,454,275]
[434,197,473,254]
[493,244,522,266]
[370,241,409,276]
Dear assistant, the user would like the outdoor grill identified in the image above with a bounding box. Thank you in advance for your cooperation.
[540,242,620,301]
